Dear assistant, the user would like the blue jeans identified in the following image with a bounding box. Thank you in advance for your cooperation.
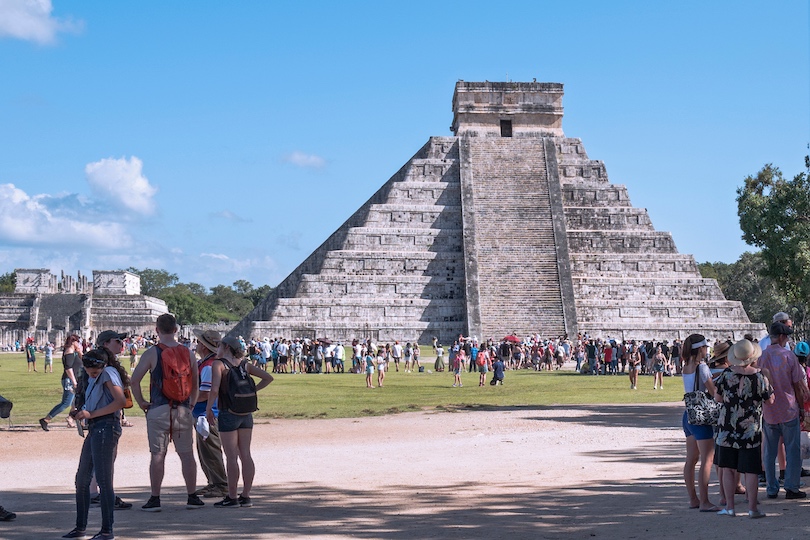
[763,416,802,495]
[75,415,121,534]
[46,378,75,419]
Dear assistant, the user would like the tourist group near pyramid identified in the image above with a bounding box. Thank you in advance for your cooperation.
[230,81,763,344]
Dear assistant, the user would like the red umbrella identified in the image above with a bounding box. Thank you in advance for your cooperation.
[503,335,521,344]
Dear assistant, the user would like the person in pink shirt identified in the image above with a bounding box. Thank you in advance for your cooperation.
[759,321,810,500]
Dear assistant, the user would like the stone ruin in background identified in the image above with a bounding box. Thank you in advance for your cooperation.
[229,81,765,344]
[0,269,168,346]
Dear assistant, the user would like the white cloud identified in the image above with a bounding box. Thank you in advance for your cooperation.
[0,0,83,45]
[201,253,229,261]
[85,156,158,214]
[0,183,128,248]
[283,151,327,169]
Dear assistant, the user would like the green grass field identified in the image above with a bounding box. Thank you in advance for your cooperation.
[0,350,684,423]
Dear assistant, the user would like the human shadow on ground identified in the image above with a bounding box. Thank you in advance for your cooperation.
[4,477,807,540]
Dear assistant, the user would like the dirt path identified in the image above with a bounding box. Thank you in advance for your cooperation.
[1,403,808,539]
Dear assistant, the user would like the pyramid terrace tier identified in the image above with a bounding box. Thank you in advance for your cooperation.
[567,230,677,253]
[565,207,655,231]
[264,297,465,319]
[365,204,463,229]
[572,277,729,300]
[570,253,701,277]
[318,250,465,277]
[296,274,465,299]
[341,227,464,251]
[250,320,466,344]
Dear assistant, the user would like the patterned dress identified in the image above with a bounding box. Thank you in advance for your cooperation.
[715,369,773,449]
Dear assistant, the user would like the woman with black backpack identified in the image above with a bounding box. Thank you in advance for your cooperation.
[206,335,273,508]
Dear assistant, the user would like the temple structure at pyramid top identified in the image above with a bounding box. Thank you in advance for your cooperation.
[230,81,763,343]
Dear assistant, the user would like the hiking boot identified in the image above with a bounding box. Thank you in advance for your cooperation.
[113,497,131,510]
[62,528,86,538]
[238,494,252,507]
[785,489,807,500]
[186,494,205,509]
[214,496,239,508]
[0,506,16,521]
[141,496,161,512]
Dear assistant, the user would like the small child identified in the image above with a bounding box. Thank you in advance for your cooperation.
[376,349,386,387]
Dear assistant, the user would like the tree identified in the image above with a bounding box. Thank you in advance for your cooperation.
[699,252,787,325]
[248,284,273,307]
[0,271,15,293]
[125,267,179,297]
[737,159,810,338]
[162,290,219,325]
[209,284,254,318]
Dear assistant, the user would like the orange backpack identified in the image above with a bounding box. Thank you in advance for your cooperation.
[157,343,192,403]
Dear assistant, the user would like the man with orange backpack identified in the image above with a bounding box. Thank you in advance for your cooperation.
[131,314,202,512]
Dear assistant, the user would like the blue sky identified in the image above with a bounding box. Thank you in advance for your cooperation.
[0,0,807,290]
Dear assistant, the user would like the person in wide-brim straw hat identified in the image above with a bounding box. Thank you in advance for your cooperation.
[191,328,228,499]
[713,339,773,518]
[728,339,762,367]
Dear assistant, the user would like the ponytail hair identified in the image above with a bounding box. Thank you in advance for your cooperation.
[97,347,130,387]
[681,333,707,364]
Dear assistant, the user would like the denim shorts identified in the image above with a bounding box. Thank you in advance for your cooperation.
[681,410,714,440]
[218,409,254,432]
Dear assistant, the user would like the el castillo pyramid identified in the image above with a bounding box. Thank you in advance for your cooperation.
[230,81,763,343]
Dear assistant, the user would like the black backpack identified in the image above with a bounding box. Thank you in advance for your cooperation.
[220,358,258,414]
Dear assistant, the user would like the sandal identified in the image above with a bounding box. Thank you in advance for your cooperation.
[735,485,746,495]
[121,419,134,427]
[67,417,76,428]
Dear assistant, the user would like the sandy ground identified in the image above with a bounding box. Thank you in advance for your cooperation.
[1,403,808,539]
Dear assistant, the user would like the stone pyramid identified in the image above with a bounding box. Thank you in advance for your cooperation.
[230,81,763,343]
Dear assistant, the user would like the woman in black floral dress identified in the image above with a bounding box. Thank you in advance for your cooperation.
[714,339,774,518]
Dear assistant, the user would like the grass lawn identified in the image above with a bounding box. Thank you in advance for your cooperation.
[0,349,685,423]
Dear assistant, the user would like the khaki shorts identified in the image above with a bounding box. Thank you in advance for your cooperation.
[146,403,194,455]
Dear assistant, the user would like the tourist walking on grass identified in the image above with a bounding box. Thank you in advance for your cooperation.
[25,338,37,372]
[40,334,83,431]
[62,349,127,540]
[452,349,465,387]
[206,336,273,508]
[477,347,490,386]
[376,348,386,387]
[364,351,375,388]
[652,346,666,390]
[627,346,640,390]
[680,333,719,512]
[714,339,773,518]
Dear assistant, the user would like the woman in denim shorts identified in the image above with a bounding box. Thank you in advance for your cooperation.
[207,336,274,508]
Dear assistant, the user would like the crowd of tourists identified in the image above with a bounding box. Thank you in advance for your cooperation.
[678,311,810,520]
[14,314,271,539]
[4,308,810,532]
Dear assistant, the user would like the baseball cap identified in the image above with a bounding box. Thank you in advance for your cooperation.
[96,330,127,347]
[770,321,793,336]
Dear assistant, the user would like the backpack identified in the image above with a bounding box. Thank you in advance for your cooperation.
[221,358,258,414]
[476,355,486,367]
[157,344,193,403]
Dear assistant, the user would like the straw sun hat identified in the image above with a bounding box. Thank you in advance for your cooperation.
[728,339,762,367]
